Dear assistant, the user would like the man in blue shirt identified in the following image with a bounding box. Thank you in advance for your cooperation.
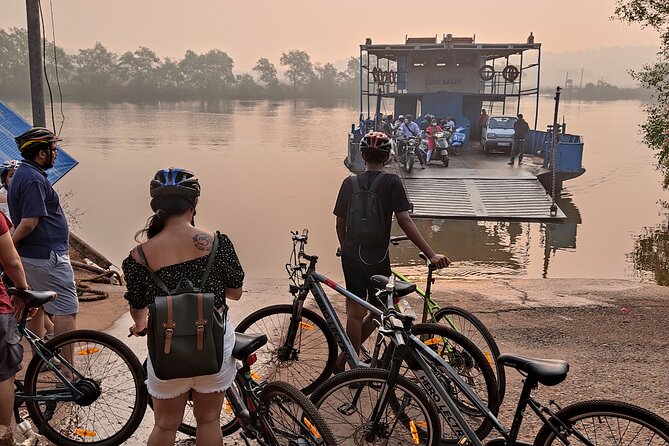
[398,114,421,139]
[8,127,78,358]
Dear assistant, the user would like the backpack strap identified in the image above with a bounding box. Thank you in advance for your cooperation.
[367,172,386,193]
[135,245,171,295]
[199,231,220,289]
[350,174,361,193]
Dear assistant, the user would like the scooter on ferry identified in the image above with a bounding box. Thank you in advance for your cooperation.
[422,129,450,167]
[448,126,467,156]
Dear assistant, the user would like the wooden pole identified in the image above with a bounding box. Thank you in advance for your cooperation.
[26,0,45,127]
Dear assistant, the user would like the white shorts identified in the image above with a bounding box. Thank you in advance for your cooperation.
[146,318,237,399]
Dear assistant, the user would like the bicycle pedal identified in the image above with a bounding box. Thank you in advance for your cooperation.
[337,403,356,416]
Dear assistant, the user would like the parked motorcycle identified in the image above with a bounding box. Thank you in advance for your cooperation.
[448,126,467,156]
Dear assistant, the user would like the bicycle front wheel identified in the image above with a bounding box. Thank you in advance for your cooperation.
[23,330,147,446]
[534,400,669,446]
[236,304,336,394]
[396,323,499,440]
[311,368,441,446]
[434,306,505,403]
[259,380,336,446]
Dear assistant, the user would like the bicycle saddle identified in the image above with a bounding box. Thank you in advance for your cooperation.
[369,275,416,297]
[233,332,268,360]
[497,353,569,386]
[8,288,56,309]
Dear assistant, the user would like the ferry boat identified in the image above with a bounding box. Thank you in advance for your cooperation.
[345,34,585,220]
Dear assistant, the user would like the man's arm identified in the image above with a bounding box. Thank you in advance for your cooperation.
[396,211,450,268]
[0,231,28,289]
[336,216,346,247]
[12,217,39,246]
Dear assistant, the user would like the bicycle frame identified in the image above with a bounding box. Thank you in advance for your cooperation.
[14,316,86,405]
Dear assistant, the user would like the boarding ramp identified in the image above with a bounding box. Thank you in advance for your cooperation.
[401,167,566,220]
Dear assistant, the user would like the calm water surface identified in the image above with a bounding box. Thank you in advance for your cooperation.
[8,99,669,283]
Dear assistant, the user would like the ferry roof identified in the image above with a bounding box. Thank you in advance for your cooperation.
[362,35,540,61]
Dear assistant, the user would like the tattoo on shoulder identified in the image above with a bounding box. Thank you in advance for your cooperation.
[193,232,214,252]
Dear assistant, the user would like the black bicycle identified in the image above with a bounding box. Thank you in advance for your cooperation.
[311,280,669,446]
[236,230,500,442]
[144,332,336,445]
[11,288,147,446]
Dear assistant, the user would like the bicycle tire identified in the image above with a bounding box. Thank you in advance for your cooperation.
[143,359,242,437]
[23,330,147,446]
[259,380,337,446]
[533,399,669,446]
[433,306,506,403]
[310,368,441,446]
[236,304,336,395]
[383,323,499,441]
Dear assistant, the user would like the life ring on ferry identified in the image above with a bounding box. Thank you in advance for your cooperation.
[502,65,520,82]
[478,65,495,81]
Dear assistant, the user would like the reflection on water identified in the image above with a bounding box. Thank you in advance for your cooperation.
[5,98,669,284]
[629,201,669,286]
[391,193,582,279]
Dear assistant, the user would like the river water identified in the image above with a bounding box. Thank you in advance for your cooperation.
[6,98,669,284]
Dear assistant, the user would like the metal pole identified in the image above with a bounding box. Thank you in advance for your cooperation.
[550,86,561,216]
[26,0,45,127]
[533,46,541,153]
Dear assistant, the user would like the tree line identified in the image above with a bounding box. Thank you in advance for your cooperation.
[0,27,359,102]
[541,81,651,101]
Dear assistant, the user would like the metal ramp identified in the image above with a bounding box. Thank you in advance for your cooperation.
[403,176,566,220]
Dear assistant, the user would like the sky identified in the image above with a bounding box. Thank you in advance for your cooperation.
[0,0,660,72]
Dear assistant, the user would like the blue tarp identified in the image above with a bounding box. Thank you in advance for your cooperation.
[0,101,78,184]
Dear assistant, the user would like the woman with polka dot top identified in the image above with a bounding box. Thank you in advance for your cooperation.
[123,167,244,446]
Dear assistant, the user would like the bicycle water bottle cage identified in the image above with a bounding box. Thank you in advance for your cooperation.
[369,275,416,297]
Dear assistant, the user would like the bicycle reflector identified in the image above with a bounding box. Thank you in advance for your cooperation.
[246,354,257,367]
[303,418,321,439]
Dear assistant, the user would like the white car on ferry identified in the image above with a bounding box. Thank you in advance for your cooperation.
[481,116,516,154]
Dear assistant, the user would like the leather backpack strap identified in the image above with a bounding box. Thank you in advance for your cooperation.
[199,232,220,289]
[195,292,207,351]
[162,295,176,354]
[135,245,172,295]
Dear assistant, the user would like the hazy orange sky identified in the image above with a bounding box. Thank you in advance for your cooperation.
[1,0,659,71]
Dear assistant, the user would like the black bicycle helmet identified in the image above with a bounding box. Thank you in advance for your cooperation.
[359,131,392,154]
[150,168,201,199]
[15,127,60,153]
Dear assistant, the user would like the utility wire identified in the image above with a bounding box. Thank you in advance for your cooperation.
[49,0,65,136]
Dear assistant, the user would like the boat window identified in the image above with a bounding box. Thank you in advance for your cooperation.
[488,117,517,129]
[455,54,476,67]
[435,57,448,67]
[412,58,427,67]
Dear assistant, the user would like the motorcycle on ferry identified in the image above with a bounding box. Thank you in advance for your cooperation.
[393,134,419,174]
[448,126,467,156]
[422,129,450,167]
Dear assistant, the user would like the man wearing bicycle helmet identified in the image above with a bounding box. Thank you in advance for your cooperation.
[333,131,450,374]
[7,128,78,365]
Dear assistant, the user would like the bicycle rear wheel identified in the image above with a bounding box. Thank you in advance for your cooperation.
[384,323,499,441]
[236,304,336,395]
[23,330,147,446]
[434,306,506,403]
[259,380,336,446]
[534,399,669,446]
[311,368,441,446]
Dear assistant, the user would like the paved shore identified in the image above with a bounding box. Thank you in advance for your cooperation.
[18,274,669,445]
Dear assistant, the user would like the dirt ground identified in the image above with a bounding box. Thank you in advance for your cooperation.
[13,272,669,445]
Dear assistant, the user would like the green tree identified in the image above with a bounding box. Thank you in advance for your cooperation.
[615,1,669,187]
[0,27,29,98]
[279,50,314,91]
[117,46,161,98]
[253,57,278,87]
[71,42,120,100]
[235,73,258,97]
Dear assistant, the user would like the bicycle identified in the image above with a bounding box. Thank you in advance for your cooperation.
[236,230,500,439]
[389,235,506,402]
[143,332,336,445]
[10,287,147,446]
[311,281,669,446]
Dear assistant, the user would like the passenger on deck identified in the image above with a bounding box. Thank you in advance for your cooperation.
[479,109,489,139]
[392,115,405,133]
[381,115,394,136]
[425,119,443,163]
[443,115,455,130]
[420,114,434,131]
[509,113,530,165]
[399,114,421,139]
